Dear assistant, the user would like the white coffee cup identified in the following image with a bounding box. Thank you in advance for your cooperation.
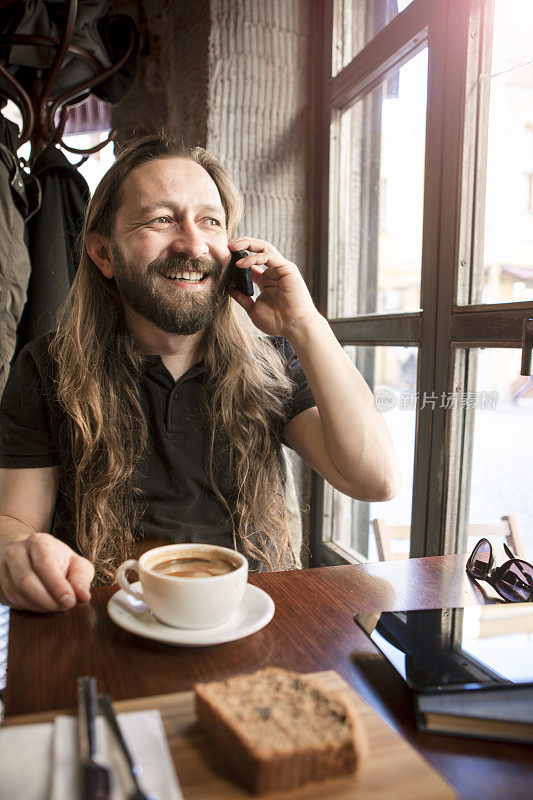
[116,543,248,629]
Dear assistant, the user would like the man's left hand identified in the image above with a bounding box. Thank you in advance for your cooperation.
[228,237,319,338]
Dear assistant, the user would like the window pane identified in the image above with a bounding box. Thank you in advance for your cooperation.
[477,0,533,304]
[332,0,415,76]
[455,348,532,560]
[328,48,427,318]
[322,345,417,560]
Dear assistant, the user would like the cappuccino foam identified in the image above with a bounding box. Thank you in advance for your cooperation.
[151,556,237,578]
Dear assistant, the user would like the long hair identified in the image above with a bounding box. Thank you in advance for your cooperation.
[50,134,296,582]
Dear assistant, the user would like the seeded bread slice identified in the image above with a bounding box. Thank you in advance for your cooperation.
[194,667,366,794]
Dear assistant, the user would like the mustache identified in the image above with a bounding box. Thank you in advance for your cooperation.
[148,254,222,277]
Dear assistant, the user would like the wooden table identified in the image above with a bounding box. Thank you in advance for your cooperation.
[3,554,532,799]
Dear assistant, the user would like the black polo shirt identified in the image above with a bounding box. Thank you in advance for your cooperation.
[0,334,315,568]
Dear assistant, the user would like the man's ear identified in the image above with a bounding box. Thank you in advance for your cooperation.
[85,233,114,279]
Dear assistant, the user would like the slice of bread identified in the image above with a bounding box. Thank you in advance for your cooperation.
[194,667,366,794]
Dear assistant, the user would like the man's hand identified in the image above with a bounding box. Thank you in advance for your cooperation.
[0,532,94,612]
[228,237,319,338]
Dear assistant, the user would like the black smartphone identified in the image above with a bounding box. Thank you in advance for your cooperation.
[228,249,254,296]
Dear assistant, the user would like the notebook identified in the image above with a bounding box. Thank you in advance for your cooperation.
[354,604,533,743]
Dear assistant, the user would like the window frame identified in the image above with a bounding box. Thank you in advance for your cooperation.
[310,0,533,566]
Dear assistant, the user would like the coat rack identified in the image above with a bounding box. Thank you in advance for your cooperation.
[0,0,136,164]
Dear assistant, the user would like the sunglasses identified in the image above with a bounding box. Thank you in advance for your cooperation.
[466,538,533,602]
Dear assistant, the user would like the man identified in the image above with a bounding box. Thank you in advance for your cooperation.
[0,135,401,613]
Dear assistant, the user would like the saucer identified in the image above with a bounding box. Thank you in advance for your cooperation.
[107,582,275,646]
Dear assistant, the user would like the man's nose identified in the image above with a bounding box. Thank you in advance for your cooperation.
[169,220,209,258]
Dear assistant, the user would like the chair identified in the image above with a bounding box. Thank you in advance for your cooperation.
[371,515,526,561]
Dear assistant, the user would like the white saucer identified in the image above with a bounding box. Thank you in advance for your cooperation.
[107,582,275,646]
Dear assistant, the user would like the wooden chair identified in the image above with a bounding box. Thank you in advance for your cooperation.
[371,515,526,561]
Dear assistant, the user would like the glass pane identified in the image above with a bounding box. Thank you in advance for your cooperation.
[455,348,533,561]
[477,0,533,304]
[322,345,417,560]
[328,48,427,318]
[0,602,8,692]
[332,0,415,76]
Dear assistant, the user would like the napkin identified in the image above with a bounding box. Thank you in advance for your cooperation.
[0,709,183,800]
[0,721,52,800]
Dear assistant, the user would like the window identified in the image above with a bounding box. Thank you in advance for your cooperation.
[524,125,533,213]
[328,47,427,318]
[526,172,533,214]
[312,0,533,565]
[331,0,416,76]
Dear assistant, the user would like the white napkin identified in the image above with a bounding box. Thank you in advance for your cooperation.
[0,721,52,800]
[0,709,183,800]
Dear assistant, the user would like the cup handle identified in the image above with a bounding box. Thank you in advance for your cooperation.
[116,559,145,602]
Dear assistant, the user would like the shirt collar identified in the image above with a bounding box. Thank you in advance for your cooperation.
[141,354,207,381]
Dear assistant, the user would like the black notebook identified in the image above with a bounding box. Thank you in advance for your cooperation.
[354,604,533,743]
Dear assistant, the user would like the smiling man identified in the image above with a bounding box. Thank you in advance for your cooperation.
[0,134,401,612]
[105,157,229,341]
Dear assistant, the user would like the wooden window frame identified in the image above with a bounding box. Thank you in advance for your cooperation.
[309,0,533,566]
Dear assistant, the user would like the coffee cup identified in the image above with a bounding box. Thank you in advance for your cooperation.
[116,543,248,629]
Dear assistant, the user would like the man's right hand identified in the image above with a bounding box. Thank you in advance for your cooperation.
[0,532,94,612]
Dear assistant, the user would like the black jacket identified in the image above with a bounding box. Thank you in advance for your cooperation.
[16,144,90,353]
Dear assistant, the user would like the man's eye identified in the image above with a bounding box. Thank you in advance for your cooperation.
[204,217,221,226]
[150,216,172,224]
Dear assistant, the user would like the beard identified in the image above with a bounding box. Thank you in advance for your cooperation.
[110,244,228,335]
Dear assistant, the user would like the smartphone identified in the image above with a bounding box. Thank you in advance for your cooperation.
[228,250,254,296]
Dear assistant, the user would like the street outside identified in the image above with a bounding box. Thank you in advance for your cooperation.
[370,398,533,561]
